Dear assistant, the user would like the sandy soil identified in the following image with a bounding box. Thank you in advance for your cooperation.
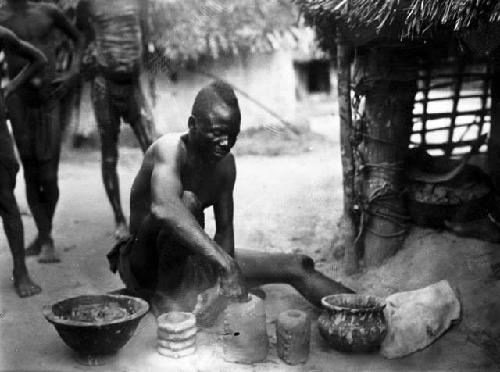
[0,131,498,371]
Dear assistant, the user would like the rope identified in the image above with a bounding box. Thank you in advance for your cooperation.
[350,92,410,242]
[354,184,409,242]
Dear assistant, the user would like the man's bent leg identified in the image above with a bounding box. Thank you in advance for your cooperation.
[92,77,128,239]
[0,161,41,297]
[235,250,354,307]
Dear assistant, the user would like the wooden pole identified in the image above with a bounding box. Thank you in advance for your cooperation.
[477,64,491,140]
[356,47,417,267]
[488,63,500,193]
[336,34,357,274]
[420,64,431,146]
[446,58,465,157]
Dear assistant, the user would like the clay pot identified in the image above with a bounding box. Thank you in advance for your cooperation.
[43,294,149,357]
[318,294,387,352]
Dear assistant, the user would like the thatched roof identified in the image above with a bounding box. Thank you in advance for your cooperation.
[295,0,500,44]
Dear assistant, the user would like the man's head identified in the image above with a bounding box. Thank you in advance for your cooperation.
[188,81,241,162]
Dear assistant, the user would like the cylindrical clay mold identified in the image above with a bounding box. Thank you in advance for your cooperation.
[276,309,310,365]
[223,294,269,364]
[157,312,197,358]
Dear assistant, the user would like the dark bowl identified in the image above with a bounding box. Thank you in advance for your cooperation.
[43,294,149,356]
[318,294,387,352]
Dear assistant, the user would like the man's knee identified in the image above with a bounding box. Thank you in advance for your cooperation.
[102,154,118,171]
[291,254,316,277]
[39,166,58,187]
[0,185,20,219]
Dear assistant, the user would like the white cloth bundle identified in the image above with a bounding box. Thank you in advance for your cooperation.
[381,280,461,359]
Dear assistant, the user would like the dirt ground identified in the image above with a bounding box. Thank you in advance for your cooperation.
[0,121,499,371]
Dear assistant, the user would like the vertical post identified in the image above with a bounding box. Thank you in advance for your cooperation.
[446,58,465,156]
[336,34,357,274]
[420,63,432,146]
[477,64,491,140]
[359,47,417,267]
[489,63,500,193]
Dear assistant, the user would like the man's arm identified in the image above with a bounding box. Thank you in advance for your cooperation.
[46,3,83,75]
[150,141,235,273]
[75,0,93,49]
[0,27,47,98]
[138,0,150,53]
[213,156,236,257]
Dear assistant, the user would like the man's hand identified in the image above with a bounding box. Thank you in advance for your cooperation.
[49,71,79,100]
[219,260,248,301]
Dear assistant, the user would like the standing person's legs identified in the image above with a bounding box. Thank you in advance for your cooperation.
[0,158,41,297]
[33,102,62,263]
[128,77,154,153]
[91,77,128,239]
[6,94,49,256]
[21,161,49,254]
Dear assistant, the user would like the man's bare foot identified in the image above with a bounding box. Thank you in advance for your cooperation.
[25,238,41,256]
[13,272,42,298]
[38,238,60,263]
[445,216,500,243]
[115,222,129,241]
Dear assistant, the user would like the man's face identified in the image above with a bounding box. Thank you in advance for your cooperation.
[191,103,240,162]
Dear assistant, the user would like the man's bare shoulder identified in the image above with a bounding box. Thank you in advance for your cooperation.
[0,25,15,40]
[150,133,187,165]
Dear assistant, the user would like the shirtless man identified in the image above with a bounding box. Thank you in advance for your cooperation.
[0,26,46,296]
[76,0,155,240]
[0,0,83,263]
[108,81,353,318]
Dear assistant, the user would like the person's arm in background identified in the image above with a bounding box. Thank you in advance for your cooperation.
[0,26,47,99]
[48,3,83,77]
[138,0,151,58]
[75,0,93,49]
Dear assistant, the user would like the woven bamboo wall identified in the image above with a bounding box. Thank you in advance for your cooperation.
[411,57,492,157]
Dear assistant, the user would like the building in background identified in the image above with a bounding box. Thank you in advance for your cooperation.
[52,0,336,142]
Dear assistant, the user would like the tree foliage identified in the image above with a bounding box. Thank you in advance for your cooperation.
[149,0,299,62]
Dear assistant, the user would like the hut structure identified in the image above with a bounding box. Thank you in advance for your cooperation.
[132,0,333,133]
[295,0,500,272]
